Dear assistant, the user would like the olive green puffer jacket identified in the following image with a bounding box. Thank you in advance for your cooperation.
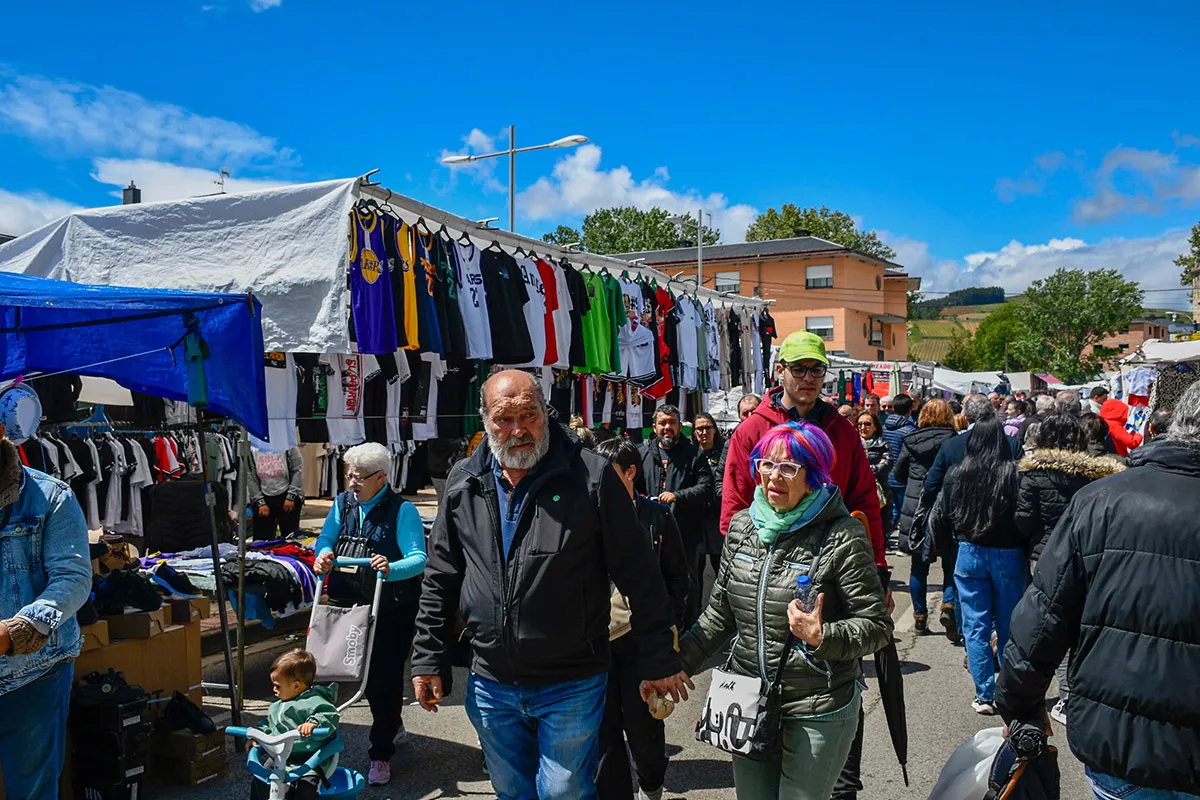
[679,487,893,716]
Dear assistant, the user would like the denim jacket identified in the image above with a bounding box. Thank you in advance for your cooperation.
[0,445,92,696]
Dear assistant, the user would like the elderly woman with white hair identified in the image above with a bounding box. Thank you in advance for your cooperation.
[313,442,426,787]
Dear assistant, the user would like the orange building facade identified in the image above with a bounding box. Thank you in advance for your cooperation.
[1084,319,1172,368]
[615,237,918,362]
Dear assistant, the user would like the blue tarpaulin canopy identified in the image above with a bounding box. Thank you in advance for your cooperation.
[0,271,268,438]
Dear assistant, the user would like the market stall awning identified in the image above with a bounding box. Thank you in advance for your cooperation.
[0,178,358,353]
[931,367,1003,397]
[0,271,268,438]
[1121,338,1200,365]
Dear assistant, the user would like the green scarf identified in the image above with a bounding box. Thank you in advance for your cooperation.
[750,484,822,546]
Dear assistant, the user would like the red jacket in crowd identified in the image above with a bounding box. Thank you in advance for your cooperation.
[1099,399,1143,457]
[721,387,888,568]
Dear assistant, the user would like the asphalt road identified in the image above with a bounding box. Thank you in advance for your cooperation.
[165,556,1092,799]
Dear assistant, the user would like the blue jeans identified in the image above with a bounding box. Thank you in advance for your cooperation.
[1087,767,1200,799]
[910,550,959,622]
[955,542,1026,702]
[0,661,73,799]
[466,672,607,800]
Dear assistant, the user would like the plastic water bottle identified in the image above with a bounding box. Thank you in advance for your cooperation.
[795,575,816,613]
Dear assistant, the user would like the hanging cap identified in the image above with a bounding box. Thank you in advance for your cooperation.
[0,383,43,445]
[778,331,829,366]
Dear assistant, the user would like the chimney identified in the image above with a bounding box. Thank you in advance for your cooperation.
[795,229,812,237]
[122,181,141,205]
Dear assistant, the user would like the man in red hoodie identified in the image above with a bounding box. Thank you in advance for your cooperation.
[720,330,891,800]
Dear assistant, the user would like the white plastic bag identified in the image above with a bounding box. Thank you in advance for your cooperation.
[928,727,1005,800]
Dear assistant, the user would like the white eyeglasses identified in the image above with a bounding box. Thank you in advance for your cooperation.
[754,459,805,479]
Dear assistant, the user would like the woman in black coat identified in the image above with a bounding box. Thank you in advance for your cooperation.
[893,399,958,635]
[1014,412,1124,726]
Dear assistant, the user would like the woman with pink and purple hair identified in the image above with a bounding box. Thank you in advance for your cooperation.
[676,421,893,799]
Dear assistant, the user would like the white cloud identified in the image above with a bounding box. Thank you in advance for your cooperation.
[891,230,1191,306]
[0,70,296,168]
[514,144,760,243]
[1072,145,1200,223]
[994,150,1082,202]
[438,128,507,195]
[0,189,79,237]
[250,0,281,10]
[90,158,290,202]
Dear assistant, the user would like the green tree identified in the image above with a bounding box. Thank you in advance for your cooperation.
[970,304,1025,371]
[579,206,719,255]
[744,204,896,260]
[941,328,977,371]
[542,225,582,246]
[1176,220,1200,285]
[906,290,924,319]
[1011,268,1144,384]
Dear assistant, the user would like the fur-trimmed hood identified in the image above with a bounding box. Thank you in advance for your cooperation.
[1019,448,1126,480]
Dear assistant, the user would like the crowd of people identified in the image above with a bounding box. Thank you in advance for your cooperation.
[2,329,1198,799]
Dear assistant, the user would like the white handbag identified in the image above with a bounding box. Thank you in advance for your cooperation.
[695,664,778,756]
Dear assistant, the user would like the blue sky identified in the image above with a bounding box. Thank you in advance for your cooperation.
[2,0,1199,305]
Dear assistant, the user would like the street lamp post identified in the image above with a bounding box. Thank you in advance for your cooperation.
[441,126,588,231]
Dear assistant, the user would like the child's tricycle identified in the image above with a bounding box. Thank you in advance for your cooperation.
[226,726,366,800]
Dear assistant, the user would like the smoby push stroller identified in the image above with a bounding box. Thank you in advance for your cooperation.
[228,556,385,799]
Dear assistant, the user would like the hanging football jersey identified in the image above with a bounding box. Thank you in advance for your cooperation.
[618,321,657,382]
[413,230,445,355]
[514,256,548,367]
[348,205,398,354]
[383,215,419,350]
[432,237,468,358]
[481,250,535,365]
[601,273,625,376]
[453,241,493,359]
[249,352,298,452]
[548,262,574,370]
[576,272,611,375]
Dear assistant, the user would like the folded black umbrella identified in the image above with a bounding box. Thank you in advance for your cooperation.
[983,720,1060,800]
[874,639,909,786]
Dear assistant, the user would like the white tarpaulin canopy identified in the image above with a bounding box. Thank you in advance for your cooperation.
[931,367,1003,397]
[0,178,358,353]
[1121,338,1200,365]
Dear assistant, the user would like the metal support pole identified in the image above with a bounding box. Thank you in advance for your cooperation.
[198,427,241,726]
[234,427,250,714]
[697,206,704,290]
[508,125,516,232]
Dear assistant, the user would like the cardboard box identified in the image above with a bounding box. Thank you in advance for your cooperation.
[74,622,203,712]
[154,750,225,787]
[80,620,110,652]
[152,727,226,761]
[104,608,168,640]
[168,597,211,626]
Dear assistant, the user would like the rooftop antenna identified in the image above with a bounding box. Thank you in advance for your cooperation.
[214,168,231,194]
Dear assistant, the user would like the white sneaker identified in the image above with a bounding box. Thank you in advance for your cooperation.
[368,760,391,785]
[972,699,997,715]
[393,720,408,745]
[1050,699,1067,725]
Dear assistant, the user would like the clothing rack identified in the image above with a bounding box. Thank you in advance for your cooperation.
[355,180,773,310]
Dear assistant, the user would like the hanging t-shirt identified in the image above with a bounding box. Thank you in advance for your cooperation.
[577,272,612,375]
[619,278,644,325]
[593,378,610,427]
[412,230,445,355]
[514,256,548,367]
[453,241,493,359]
[717,308,733,392]
[640,282,657,329]
[348,205,398,354]
[383,215,418,350]
[436,356,473,439]
[536,259,561,367]
[294,352,333,444]
[727,308,744,387]
[751,309,765,395]
[676,298,700,390]
[411,353,446,442]
[561,263,591,369]
[548,261,573,370]
[626,384,644,430]
[434,237,469,359]
[601,274,625,376]
[250,352,298,452]
[325,353,366,446]
[481,250,535,365]
[641,288,676,400]
[705,302,722,391]
[618,320,657,381]
[362,354,392,445]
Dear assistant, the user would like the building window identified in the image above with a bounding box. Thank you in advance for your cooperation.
[805,265,833,289]
[876,275,882,290]
[806,315,835,340]
[877,349,886,361]
[863,323,868,338]
[1119,343,1130,351]
[714,271,740,293]
[893,332,897,347]
[1119,326,1129,334]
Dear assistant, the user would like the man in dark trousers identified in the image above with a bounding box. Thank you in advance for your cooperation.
[410,371,690,800]
[635,404,713,629]
[881,393,918,534]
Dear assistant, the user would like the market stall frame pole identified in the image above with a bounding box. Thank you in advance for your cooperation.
[198,426,242,727]
[234,427,250,715]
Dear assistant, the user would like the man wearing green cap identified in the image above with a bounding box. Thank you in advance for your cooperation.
[719,330,890,800]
